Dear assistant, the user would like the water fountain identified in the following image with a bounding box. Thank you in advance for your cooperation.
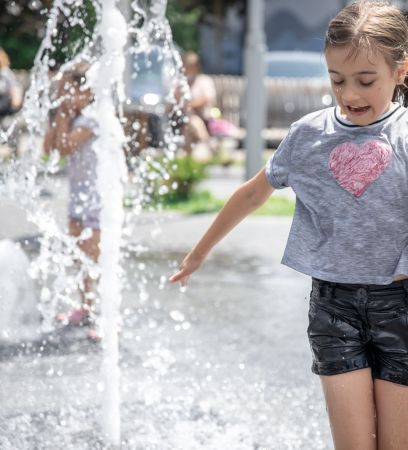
[0,0,187,446]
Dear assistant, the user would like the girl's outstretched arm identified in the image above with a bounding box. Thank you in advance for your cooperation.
[169,167,274,286]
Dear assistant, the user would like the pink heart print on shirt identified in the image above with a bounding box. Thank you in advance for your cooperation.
[329,140,392,197]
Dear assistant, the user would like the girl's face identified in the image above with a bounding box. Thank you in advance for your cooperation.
[325,45,406,126]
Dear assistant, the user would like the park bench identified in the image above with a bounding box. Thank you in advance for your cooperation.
[210,74,333,148]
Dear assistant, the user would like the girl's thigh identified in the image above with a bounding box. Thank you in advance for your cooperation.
[374,378,408,450]
[320,368,377,450]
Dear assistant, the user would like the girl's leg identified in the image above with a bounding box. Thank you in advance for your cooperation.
[69,220,100,312]
[183,115,210,155]
[374,379,408,450]
[69,220,100,262]
[320,368,377,450]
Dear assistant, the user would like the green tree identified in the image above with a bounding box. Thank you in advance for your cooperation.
[0,0,97,69]
[167,0,245,52]
[166,0,201,52]
[48,0,97,66]
[0,0,244,69]
[0,0,49,69]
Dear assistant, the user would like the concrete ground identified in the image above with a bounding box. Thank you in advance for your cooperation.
[0,164,333,449]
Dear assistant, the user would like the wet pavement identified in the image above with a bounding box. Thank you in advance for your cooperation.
[0,166,333,449]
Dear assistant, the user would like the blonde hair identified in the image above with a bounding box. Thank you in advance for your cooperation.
[325,0,408,104]
[182,51,201,70]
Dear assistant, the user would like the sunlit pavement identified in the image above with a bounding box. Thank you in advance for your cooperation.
[0,167,332,449]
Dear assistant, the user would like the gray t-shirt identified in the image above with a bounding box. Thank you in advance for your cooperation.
[265,105,408,284]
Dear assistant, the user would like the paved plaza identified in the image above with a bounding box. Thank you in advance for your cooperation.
[0,166,332,449]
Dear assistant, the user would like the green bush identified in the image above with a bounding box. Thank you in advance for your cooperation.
[162,190,225,214]
[150,156,207,203]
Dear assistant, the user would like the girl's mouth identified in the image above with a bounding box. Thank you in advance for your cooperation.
[346,105,370,115]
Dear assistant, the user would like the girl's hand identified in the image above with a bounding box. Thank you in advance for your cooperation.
[169,252,205,287]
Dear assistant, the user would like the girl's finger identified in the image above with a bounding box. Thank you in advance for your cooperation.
[169,269,187,283]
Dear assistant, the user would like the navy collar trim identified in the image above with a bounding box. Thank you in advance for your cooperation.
[334,105,401,128]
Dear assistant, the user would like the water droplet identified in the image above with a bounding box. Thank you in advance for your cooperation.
[78,192,89,202]
[322,94,333,106]
[80,227,92,240]
[28,0,42,10]
[170,310,185,322]
[41,287,51,302]
[6,2,23,15]
[148,320,158,329]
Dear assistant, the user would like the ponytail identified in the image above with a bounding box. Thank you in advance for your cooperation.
[394,72,408,107]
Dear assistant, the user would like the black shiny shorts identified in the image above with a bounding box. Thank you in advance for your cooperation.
[308,278,408,385]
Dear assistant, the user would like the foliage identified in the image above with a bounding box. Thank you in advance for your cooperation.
[161,190,225,214]
[0,0,48,69]
[1,0,244,69]
[147,153,295,216]
[179,0,244,15]
[166,0,201,52]
[252,196,295,216]
[49,0,98,66]
[157,188,295,216]
[0,0,97,69]
[167,0,245,52]
[150,156,207,203]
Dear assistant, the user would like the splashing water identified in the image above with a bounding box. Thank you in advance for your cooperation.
[0,0,187,445]
[93,1,128,444]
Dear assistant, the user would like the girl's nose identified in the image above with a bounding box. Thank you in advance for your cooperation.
[341,86,360,103]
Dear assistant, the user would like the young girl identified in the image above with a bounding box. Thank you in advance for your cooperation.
[170,1,408,449]
[44,69,100,331]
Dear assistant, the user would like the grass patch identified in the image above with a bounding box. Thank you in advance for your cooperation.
[160,190,225,214]
[251,195,295,216]
[158,190,295,216]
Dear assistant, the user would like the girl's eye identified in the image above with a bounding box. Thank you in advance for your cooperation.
[360,80,374,87]
[331,80,343,85]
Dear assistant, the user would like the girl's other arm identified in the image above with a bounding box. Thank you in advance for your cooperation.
[169,168,274,286]
[53,108,93,157]
[43,109,73,156]
[55,124,93,157]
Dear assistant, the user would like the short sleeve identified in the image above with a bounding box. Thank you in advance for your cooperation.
[73,115,97,132]
[265,126,294,189]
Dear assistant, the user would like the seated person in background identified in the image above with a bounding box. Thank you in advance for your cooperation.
[181,51,216,157]
[0,48,23,117]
